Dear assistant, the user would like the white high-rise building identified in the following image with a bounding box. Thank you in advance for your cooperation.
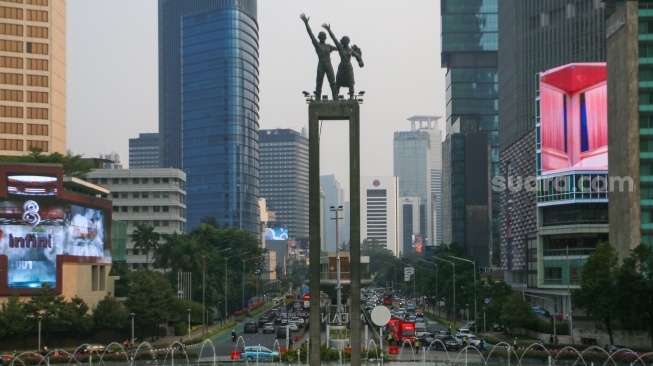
[408,116,443,247]
[360,176,400,257]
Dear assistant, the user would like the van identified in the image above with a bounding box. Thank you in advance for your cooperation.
[415,322,428,338]
[244,322,258,333]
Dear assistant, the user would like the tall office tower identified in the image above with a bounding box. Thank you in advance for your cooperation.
[607,2,649,258]
[259,129,309,240]
[408,116,443,247]
[393,129,431,255]
[498,0,612,285]
[129,133,159,169]
[0,1,66,156]
[441,0,499,267]
[361,176,400,257]
[159,0,260,233]
[321,174,344,252]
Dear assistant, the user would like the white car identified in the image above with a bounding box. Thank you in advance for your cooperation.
[288,322,299,332]
[290,317,304,326]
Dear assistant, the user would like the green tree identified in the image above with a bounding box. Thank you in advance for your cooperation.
[93,293,130,331]
[479,280,513,330]
[132,223,160,265]
[124,269,175,341]
[0,147,95,178]
[500,293,535,333]
[67,296,93,338]
[615,244,653,346]
[0,293,27,341]
[24,285,88,343]
[573,242,619,344]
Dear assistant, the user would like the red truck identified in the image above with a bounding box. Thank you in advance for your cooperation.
[386,317,416,346]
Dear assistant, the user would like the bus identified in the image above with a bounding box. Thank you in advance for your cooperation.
[383,290,394,306]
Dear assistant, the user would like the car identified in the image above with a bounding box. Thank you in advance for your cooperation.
[532,306,550,317]
[467,335,482,347]
[407,315,417,322]
[288,322,299,332]
[458,328,472,335]
[276,326,287,339]
[290,316,303,327]
[239,346,279,361]
[492,323,506,332]
[258,317,268,327]
[415,317,426,323]
[262,322,275,334]
[606,345,628,353]
[463,321,476,331]
[414,310,424,317]
[244,322,258,333]
[434,336,460,351]
[406,304,415,312]
[274,314,284,324]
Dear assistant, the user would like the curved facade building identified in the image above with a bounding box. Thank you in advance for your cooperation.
[159,0,260,234]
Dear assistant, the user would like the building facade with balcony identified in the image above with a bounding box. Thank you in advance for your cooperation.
[87,169,186,269]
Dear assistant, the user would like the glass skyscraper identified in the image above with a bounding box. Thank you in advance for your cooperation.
[441,0,499,266]
[159,0,260,234]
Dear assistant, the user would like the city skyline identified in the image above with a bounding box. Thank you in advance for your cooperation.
[66,0,445,196]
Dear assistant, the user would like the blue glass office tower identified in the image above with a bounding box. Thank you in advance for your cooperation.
[441,0,499,267]
[159,0,260,234]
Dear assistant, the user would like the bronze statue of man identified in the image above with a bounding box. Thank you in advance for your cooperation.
[322,23,364,100]
[301,14,338,100]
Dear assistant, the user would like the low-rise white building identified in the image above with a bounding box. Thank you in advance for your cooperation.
[87,169,186,269]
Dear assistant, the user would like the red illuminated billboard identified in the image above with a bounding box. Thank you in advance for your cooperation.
[539,63,607,175]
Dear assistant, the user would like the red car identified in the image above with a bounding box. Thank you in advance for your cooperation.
[414,311,424,317]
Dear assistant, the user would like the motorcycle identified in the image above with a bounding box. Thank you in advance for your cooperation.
[231,334,237,342]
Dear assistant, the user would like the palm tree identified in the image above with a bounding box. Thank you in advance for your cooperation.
[131,223,160,266]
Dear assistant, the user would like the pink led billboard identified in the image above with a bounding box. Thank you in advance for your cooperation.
[539,63,607,175]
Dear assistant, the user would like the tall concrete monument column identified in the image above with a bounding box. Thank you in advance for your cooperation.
[308,100,361,366]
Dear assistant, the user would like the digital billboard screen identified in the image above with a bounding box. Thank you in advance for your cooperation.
[0,200,106,288]
[265,227,288,241]
[7,175,58,196]
[539,63,607,175]
[411,234,423,253]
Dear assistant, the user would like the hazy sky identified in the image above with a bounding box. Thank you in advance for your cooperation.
[67,0,446,197]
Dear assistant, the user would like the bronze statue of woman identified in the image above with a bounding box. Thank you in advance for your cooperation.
[322,23,364,100]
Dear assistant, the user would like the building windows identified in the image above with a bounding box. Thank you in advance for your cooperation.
[26,25,47,38]
[0,122,22,134]
[26,58,48,70]
[0,139,22,151]
[26,42,47,54]
[0,0,24,4]
[0,89,22,101]
[133,192,139,198]
[27,140,47,152]
[25,9,46,22]
[26,74,47,86]
[26,0,48,5]
[26,91,47,103]
[0,56,22,69]
[0,39,21,52]
[0,73,22,85]
[0,6,23,19]
[26,107,47,119]
[26,123,47,135]
[0,105,22,117]
[0,22,22,35]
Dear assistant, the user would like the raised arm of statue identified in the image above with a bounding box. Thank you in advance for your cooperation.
[322,23,342,50]
[300,13,318,46]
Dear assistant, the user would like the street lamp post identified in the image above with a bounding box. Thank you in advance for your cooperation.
[449,255,477,324]
[330,205,343,320]
[187,308,191,339]
[225,252,250,322]
[37,315,42,351]
[382,261,397,292]
[130,313,135,346]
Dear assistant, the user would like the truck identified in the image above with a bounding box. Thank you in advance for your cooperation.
[386,317,416,346]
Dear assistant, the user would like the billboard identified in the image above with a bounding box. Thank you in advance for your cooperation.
[0,200,107,288]
[265,227,288,241]
[411,234,424,253]
[539,63,607,175]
